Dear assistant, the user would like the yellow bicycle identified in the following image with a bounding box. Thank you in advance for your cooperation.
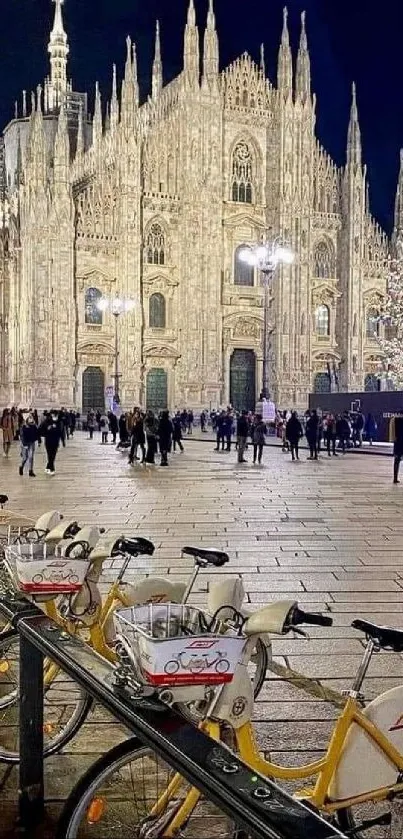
[57,600,403,839]
[0,537,268,763]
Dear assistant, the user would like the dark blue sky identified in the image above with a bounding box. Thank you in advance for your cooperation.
[1,0,402,232]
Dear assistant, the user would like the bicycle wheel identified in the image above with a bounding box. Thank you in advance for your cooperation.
[56,738,247,838]
[0,629,93,762]
[337,800,403,839]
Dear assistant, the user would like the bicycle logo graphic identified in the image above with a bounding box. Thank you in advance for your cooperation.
[32,566,80,585]
[163,650,230,676]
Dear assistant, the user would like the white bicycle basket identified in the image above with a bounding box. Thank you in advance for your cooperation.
[114,603,246,687]
[4,543,90,595]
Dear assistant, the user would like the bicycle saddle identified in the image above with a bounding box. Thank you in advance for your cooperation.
[112,537,155,557]
[352,619,403,653]
[182,546,230,567]
[0,495,8,506]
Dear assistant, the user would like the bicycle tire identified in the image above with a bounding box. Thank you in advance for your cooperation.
[56,738,247,839]
[0,629,93,763]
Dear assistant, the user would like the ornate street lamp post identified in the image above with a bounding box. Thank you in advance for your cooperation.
[239,237,294,399]
[98,295,135,405]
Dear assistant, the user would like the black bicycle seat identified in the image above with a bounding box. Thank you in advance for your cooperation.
[182,546,230,567]
[352,619,403,653]
[112,537,155,558]
[0,495,8,506]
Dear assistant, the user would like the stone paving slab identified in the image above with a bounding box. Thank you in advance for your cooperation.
[1,432,403,833]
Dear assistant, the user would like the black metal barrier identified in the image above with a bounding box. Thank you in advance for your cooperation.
[0,593,347,839]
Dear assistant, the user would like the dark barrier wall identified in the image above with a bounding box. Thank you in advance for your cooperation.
[308,391,403,443]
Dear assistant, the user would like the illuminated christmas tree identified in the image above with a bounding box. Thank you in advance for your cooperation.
[377,236,403,388]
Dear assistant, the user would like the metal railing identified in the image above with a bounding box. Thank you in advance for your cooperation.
[0,592,347,839]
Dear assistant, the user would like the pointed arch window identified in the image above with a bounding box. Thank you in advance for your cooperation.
[146,222,165,265]
[234,245,254,286]
[315,304,330,337]
[313,240,335,278]
[85,287,103,325]
[231,142,253,204]
[149,293,166,329]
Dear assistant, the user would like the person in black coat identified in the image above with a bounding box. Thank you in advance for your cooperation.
[129,410,146,464]
[286,412,303,461]
[172,412,184,452]
[393,414,403,484]
[158,410,173,466]
[108,411,118,444]
[336,414,351,454]
[39,412,62,474]
[236,411,249,463]
[305,410,320,460]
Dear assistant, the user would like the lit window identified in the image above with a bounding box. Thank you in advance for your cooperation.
[315,304,330,337]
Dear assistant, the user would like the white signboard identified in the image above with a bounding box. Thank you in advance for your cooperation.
[262,399,276,422]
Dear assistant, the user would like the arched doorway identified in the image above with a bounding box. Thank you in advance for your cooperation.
[230,349,256,411]
[82,367,105,412]
[146,368,168,414]
[313,372,331,394]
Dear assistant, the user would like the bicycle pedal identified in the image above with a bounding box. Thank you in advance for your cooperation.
[138,799,185,839]
[345,811,391,836]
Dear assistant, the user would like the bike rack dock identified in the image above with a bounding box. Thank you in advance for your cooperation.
[0,591,347,839]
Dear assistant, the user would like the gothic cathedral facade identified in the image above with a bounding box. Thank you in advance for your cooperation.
[0,1,393,412]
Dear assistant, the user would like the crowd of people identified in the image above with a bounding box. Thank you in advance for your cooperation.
[85,408,189,467]
[0,407,79,476]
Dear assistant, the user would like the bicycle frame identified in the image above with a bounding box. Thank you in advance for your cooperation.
[148,636,403,835]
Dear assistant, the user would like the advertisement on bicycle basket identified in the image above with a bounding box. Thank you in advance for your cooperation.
[137,634,245,686]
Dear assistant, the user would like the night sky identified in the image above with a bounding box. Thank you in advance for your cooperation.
[1,0,402,232]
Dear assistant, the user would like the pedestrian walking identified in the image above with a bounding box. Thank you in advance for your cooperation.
[158,410,173,466]
[129,409,146,464]
[364,413,377,445]
[336,413,351,454]
[200,410,207,432]
[87,409,96,439]
[19,412,39,476]
[324,414,338,457]
[40,412,62,475]
[286,411,303,461]
[187,410,194,435]
[172,412,184,452]
[223,410,233,452]
[236,410,249,463]
[252,414,267,464]
[214,411,226,451]
[100,413,109,444]
[144,410,159,464]
[392,414,403,484]
[108,411,118,444]
[306,410,320,460]
[1,408,14,458]
[118,413,129,448]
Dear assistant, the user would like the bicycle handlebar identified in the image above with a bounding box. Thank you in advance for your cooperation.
[291,607,333,628]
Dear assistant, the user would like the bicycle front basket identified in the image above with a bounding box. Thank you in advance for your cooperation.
[4,543,90,595]
[114,602,246,687]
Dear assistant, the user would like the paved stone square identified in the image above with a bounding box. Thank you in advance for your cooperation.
[1,433,403,833]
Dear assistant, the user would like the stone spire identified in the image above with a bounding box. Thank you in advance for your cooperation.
[296,11,311,103]
[93,82,102,146]
[27,86,47,183]
[346,82,362,171]
[76,101,84,158]
[110,64,119,130]
[152,20,163,99]
[260,43,265,76]
[394,149,403,238]
[277,7,292,99]
[203,0,219,87]
[48,0,69,111]
[184,0,200,86]
[54,100,70,177]
[121,37,138,131]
